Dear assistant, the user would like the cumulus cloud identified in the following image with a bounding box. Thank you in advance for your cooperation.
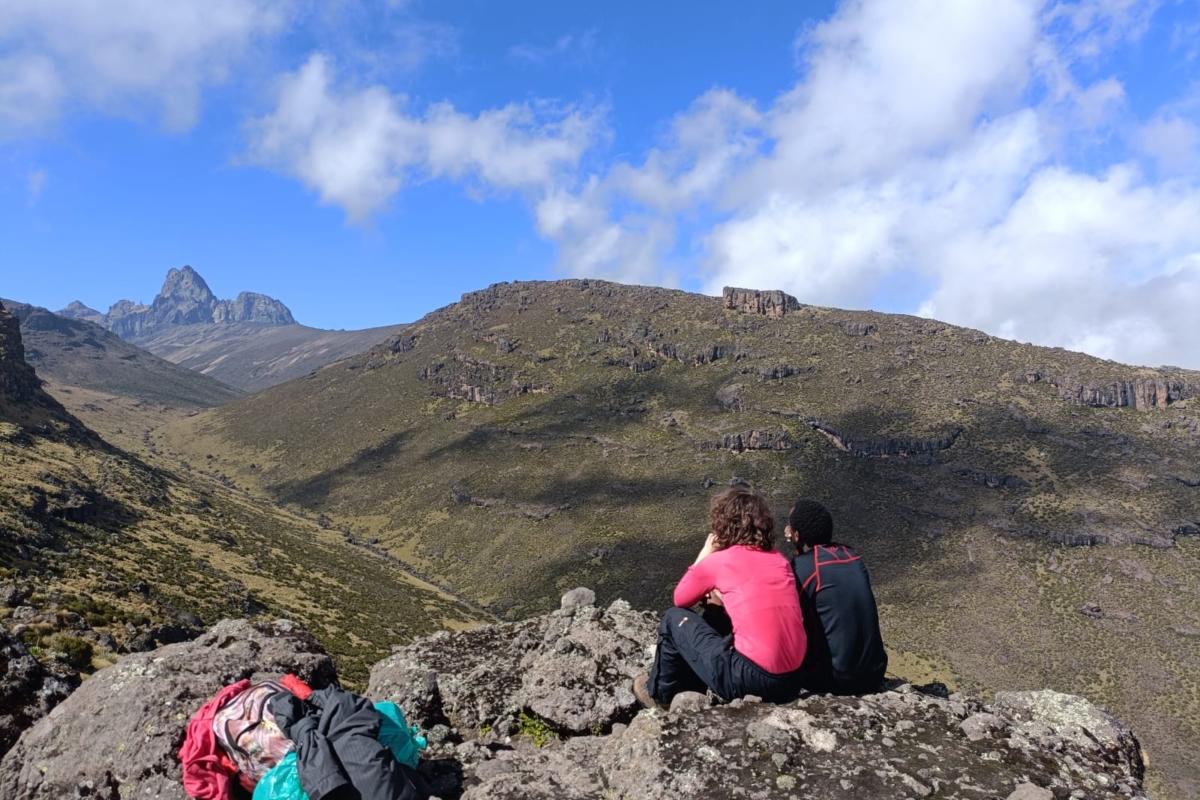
[0,0,289,135]
[536,0,1200,369]
[245,53,602,221]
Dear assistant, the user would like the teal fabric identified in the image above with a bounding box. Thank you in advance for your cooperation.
[375,701,426,769]
[251,703,427,800]
[252,752,303,800]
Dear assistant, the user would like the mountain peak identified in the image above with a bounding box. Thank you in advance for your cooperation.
[64,266,297,342]
[159,265,216,305]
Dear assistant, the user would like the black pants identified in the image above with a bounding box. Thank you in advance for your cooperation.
[647,605,802,705]
[799,668,886,696]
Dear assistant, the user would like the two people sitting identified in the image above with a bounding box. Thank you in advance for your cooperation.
[633,486,887,709]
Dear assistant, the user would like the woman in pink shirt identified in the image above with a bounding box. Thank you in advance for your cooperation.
[633,486,807,709]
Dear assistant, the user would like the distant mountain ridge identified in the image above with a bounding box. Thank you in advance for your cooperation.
[59,266,404,392]
[1,297,242,409]
[59,266,294,340]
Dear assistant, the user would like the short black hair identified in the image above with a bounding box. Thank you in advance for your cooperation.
[788,499,833,547]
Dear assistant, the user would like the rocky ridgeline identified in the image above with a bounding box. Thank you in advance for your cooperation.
[0,592,1147,800]
[59,266,295,341]
[1027,372,1199,411]
[0,302,42,406]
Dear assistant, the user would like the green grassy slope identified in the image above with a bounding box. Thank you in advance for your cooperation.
[162,279,1200,798]
[0,306,487,686]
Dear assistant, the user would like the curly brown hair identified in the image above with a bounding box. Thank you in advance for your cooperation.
[708,486,776,551]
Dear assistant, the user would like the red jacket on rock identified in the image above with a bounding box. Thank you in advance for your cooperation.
[179,680,250,800]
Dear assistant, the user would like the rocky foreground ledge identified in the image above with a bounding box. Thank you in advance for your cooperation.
[0,591,1146,800]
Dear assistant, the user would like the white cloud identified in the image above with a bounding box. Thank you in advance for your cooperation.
[536,0,1200,369]
[0,0,290,135]
[245,54,602,222]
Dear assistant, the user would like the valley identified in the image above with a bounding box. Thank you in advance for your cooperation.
[3,280,1199,797]
[157,280,1200,798]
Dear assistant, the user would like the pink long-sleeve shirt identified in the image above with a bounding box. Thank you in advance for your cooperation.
[674,545,807,674]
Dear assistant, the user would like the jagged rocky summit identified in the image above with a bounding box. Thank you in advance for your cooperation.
[59,265,295,341]
[0,591,1147,800]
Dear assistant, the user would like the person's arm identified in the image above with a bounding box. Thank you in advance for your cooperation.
[674,538,720,607]
[693,532,717,565]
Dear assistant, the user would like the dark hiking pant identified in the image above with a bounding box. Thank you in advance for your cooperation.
[647,605,802,705]
[799,667,886,696]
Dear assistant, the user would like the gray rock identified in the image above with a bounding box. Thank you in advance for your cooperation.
[560,587,596,612]
[0,631,78,759]
[960,711,1005,741]
[0,619,336,800]
[370,600,656,735]
[992,689,1142,771]
[1007,783,1054,800]
[668,691,709,713]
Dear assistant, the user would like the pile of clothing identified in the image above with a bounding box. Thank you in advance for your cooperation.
[180,674,430,800]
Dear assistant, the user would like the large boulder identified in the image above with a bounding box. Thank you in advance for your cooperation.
[0,619,336,800]
[369,597,656,736]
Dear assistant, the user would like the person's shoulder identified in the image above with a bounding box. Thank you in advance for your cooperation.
[789,550,813,572]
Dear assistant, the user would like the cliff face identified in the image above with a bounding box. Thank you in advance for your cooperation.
[722,286,801,318]
[59,265,296,341]
[0,596,1149,800]
[0,302,40,406]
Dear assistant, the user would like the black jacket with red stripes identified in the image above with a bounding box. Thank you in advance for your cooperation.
[791,544,888,691]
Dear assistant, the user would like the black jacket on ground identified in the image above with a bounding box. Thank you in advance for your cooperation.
[269,687,430,800]
[791,544,887,693]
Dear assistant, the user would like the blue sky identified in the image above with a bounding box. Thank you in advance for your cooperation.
[3,0,1200,368]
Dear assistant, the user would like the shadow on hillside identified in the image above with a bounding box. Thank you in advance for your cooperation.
[419,370,723,464]
[270,430,414,506]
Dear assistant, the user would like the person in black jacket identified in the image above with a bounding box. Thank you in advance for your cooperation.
[269,686,431,800]
[786,499,888,695]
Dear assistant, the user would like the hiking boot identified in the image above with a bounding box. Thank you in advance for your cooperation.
[632,673,667,711]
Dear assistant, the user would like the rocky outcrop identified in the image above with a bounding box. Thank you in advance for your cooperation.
[0,619,335,800]
[0,601,1150,800]
[835,320,877,336]
[714,429,794,453]
[60,266,296,341]
[1039,374,1198,410]
[754,363,815,380]
[368,597,656,738]
[0,631,77,759]
[379,596,1147,800]
[811,420,961,458]
[648,341,736,365]
[722,287,800,318]
[955,468,1030,490]
[0,302,41,406]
